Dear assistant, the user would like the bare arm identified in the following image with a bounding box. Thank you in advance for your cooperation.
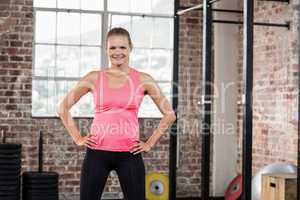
[131,73,176,154]
[57,71,97,147]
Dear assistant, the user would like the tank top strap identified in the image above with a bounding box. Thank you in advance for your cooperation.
[93,70,105,106]
[131,68,144,92]
[130,68,139,83]
[94,70,104,91]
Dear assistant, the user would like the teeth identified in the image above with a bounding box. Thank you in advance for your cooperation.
[112,55,125,59]
[112,57,125,60]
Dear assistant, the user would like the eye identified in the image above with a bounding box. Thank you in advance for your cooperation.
[110,46,116,50]
[120,46,127,49]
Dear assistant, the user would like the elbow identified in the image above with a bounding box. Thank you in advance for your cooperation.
[56,102,67,117]
[56,104,63,117]
[167,112,176,122]
[171,114,176,122]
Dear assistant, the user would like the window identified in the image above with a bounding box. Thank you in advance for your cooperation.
[32,0,174,118]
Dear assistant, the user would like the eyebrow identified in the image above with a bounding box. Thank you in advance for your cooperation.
[109,45,128,49]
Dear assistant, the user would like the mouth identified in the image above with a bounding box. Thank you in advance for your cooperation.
[111,55,126,60]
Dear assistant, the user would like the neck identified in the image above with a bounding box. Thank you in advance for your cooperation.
[108,64,130,73]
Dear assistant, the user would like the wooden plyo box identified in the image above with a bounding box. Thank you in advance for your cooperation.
[261,173,297,200]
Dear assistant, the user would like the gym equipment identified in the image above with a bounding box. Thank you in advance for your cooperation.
[146,172,169,200]
[22,131,59,200]
[225,175,242,200]
[0,130,22,200]
[261,173,297,200]
[251,163,297,200]
[173,0,291,199]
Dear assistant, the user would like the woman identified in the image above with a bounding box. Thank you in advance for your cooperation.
[57,27,176,200]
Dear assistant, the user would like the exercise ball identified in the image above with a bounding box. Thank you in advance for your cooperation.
[251,162,296,200]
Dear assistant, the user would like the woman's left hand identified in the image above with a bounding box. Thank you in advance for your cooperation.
[130,140,151,155]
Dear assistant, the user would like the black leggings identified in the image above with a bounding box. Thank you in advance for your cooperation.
[80,148,146,200]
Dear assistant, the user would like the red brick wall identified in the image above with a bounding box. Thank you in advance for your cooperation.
[3,0,298,198]
[236,1,299,174]
[4,0,299,199]
[177,0,204,197]
[0,0,34,149]
[0,0,204,199]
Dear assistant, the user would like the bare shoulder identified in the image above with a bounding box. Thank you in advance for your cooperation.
[139,71,155,83]
[77,70,99,91]
[81,70,99,83]
[85,70,99,80]
[138,71,160,94]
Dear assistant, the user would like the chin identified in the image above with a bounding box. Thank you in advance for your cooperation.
[112,62,125,66]
[111,60,128,66]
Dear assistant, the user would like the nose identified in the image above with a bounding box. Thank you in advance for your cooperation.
[115,47,124,53]
[111,50,121,56]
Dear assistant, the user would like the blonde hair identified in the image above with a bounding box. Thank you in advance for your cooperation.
[106,27,133,49]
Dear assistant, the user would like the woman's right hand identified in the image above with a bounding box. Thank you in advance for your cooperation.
[75,134,97,148]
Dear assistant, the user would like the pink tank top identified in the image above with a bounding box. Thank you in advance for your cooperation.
[90,68,145,152]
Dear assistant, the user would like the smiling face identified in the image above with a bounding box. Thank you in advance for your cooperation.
[106,35,132,67]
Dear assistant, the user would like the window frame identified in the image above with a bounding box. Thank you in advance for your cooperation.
[32,0,174,118]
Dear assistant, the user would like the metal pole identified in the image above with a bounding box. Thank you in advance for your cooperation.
[242,0,254,199]
[259,0,289,2]
[38,130,43,172]
[177,0,220,15]
[201,0,213,198]
[177,4,203,15]
[212,8,243,14]
[213,19,290,29]
[169,0,180,199]
[297,0,300,198]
